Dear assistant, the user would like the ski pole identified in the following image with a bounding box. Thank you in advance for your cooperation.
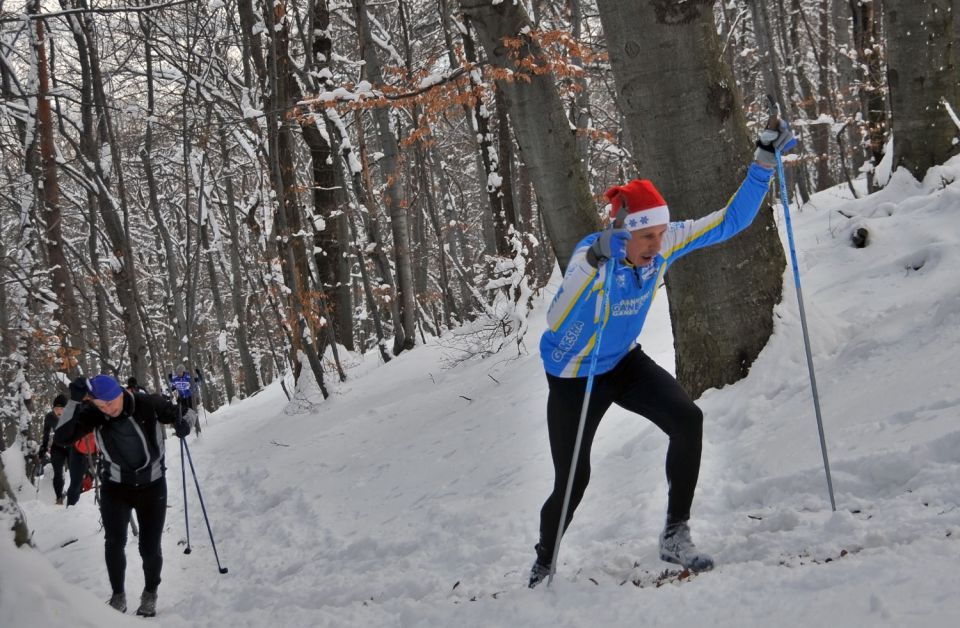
[180,436,192,554]
[547,258,618,587]
[767,95,837,512]
[181,437,228,574]
[34,458,42,499]
[195,369,209,427]
[86,451,100,505]
[179,398,192,555]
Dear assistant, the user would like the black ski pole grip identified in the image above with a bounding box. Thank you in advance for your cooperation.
[765,94,781,130]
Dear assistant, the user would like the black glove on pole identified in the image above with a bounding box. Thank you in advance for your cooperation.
[175,416,192,438]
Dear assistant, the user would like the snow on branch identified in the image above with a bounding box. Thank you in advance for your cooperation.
[0,0,193,24]
[942,98,960,134]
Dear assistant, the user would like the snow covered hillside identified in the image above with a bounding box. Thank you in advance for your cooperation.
[4,160,960,627]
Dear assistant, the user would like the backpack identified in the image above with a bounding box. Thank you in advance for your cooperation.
[75,432,97,455]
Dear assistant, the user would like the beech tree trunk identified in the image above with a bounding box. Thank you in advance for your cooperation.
[263,0,328,395]
[460,19,511,257]
[34,11,81,375]
[460,0,600,273]
[354,0,416,353]
[218,120,261,396]
[850,0,888,190]
[883,0,960,179]
[596,0,786,398]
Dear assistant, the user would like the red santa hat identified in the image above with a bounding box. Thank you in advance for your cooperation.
[604,179,670,231]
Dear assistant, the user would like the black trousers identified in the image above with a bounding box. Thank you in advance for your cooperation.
[176,396,194,415]
[538,347,703,561]
[100,479,167,594]
[177,396,199,433]
[50,446,68,500]
[65,447,87,506]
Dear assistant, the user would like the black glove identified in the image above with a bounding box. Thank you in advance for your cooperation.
[68,377,88,402]
[754,119,797,167]
[175,417,191,438]
[195,368,203,383]
[587,228,631,267]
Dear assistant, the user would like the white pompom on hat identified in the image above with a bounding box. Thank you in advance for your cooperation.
[605,179,670,231]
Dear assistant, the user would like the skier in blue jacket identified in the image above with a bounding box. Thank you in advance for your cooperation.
[529,121,796,587]
[170,365,194,412]
[170,366,202,434]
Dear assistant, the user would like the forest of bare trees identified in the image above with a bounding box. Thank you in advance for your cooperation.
[1,0,957,463]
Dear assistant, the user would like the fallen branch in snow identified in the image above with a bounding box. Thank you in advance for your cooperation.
[624,567,696,588]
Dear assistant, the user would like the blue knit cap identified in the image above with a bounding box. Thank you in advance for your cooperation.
[87,374,123,401]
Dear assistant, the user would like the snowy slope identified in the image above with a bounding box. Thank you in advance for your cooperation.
[5,160,960,627]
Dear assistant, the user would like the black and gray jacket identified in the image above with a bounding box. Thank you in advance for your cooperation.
[54,392,179,486]
[41,411,68,454]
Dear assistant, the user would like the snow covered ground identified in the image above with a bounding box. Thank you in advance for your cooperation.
[4,160,960,627]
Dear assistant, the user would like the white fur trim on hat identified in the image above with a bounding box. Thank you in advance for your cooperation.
[622,205,669,230]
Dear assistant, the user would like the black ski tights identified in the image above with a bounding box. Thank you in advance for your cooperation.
[538,347,703,561]
[101,478,167,594]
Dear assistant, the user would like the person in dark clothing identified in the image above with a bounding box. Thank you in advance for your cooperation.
[54,374,194,616]
[43,395,97,509]
[65,431,97,507]
[41,394,70,504]
[126,377,148,394]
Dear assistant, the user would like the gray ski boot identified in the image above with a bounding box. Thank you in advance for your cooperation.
[107,592,127,613]
[659,521,714,572]
[528,542,553,588]
[136,589,158,617]
[528,560,551,588]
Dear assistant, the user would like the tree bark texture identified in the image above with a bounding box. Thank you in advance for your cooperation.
[219,121,261,397]
[0,457,31,547]
[355,0,417,353]
[34,13,82,375]
[596,0,786,398]
[300,0,355,352]
[460,0,600,273]
[263,0,328,395]
[850,0,888,190]
[883,0,960,179]
[460,20,511,257]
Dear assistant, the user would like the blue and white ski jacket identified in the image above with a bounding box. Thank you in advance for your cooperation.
[540,163,773,378]
[172,373,193,398]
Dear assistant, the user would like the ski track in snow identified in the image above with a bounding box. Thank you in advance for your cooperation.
[6,159,960,627]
